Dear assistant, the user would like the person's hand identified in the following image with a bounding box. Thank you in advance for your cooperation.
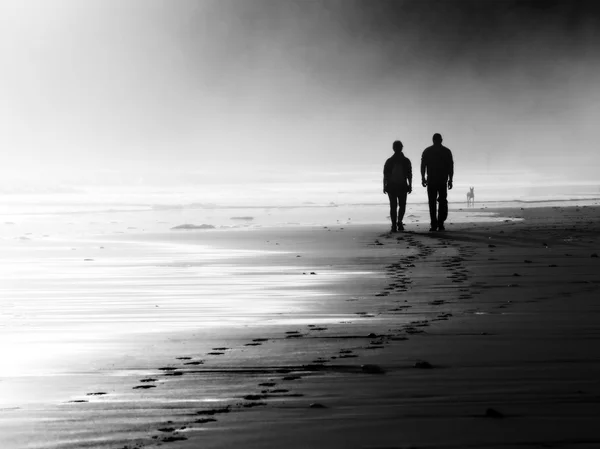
[448,180,453,190]
[408,186,412,194]
[421,178,427,188]
[383,187,387,194]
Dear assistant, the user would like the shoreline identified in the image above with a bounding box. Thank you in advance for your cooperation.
[1,205,599,448]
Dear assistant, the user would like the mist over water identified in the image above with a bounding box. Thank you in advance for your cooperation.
[1,1,599,194]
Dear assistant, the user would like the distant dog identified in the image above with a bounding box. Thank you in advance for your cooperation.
[467,187,474,207]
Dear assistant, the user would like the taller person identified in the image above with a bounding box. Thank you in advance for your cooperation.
[421,133,454,231]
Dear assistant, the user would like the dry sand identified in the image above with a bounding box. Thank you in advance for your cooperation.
[2,204,600,449]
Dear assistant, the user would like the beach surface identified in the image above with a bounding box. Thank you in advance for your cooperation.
[2,202,600,449]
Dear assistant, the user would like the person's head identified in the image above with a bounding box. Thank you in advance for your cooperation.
[432,133,443,144]
[392,140,403,153]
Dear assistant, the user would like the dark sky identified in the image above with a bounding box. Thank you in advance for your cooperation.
[1,0,599,184]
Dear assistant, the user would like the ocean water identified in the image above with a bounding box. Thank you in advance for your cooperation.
[2,178,598,233]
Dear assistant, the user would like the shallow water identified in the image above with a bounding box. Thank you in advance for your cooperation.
[1,190,598,408]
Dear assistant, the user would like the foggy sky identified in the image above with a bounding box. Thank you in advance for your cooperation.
[1,0,599,185]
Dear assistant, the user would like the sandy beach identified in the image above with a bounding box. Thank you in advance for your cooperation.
[4,1,600,447]
[2,202,600,449]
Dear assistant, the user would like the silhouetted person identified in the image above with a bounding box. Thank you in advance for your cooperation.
[421,133,453,231]
[383,140,412,232]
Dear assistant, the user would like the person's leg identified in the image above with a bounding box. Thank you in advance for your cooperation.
[438,182,448,228]
[387,191,398,231]
[427,184,438,229]
[397,189,408,230]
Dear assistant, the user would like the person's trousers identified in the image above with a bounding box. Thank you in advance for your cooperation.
[427,181,448,227]
[387,187,408,228]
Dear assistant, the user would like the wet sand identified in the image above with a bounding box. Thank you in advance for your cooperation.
[2,204,600,448]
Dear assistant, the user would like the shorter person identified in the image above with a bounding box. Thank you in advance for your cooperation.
[383,140,412,232]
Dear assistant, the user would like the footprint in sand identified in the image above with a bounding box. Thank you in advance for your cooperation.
[361,364,385,374]
[195,418,217,423]
[282,375,302,381]
[133,385,156,390]
[243,402,267,408]
[243,394,268,401]
[162,435,188,442]
[312,358,328,364]
[196,406,231,416]
[414,360,433,369]
[285,331,304,338]
[390,335,409,341]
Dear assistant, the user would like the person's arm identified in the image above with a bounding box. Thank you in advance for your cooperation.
[383,159,391,193]
[420,151,427,187]
[447,149,454,189]
[407,159,413,193]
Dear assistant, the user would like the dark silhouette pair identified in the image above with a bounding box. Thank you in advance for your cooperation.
[384,133,454,232]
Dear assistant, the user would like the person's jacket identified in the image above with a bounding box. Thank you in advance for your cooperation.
[421,144,454,182]
[384,152,412,189]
